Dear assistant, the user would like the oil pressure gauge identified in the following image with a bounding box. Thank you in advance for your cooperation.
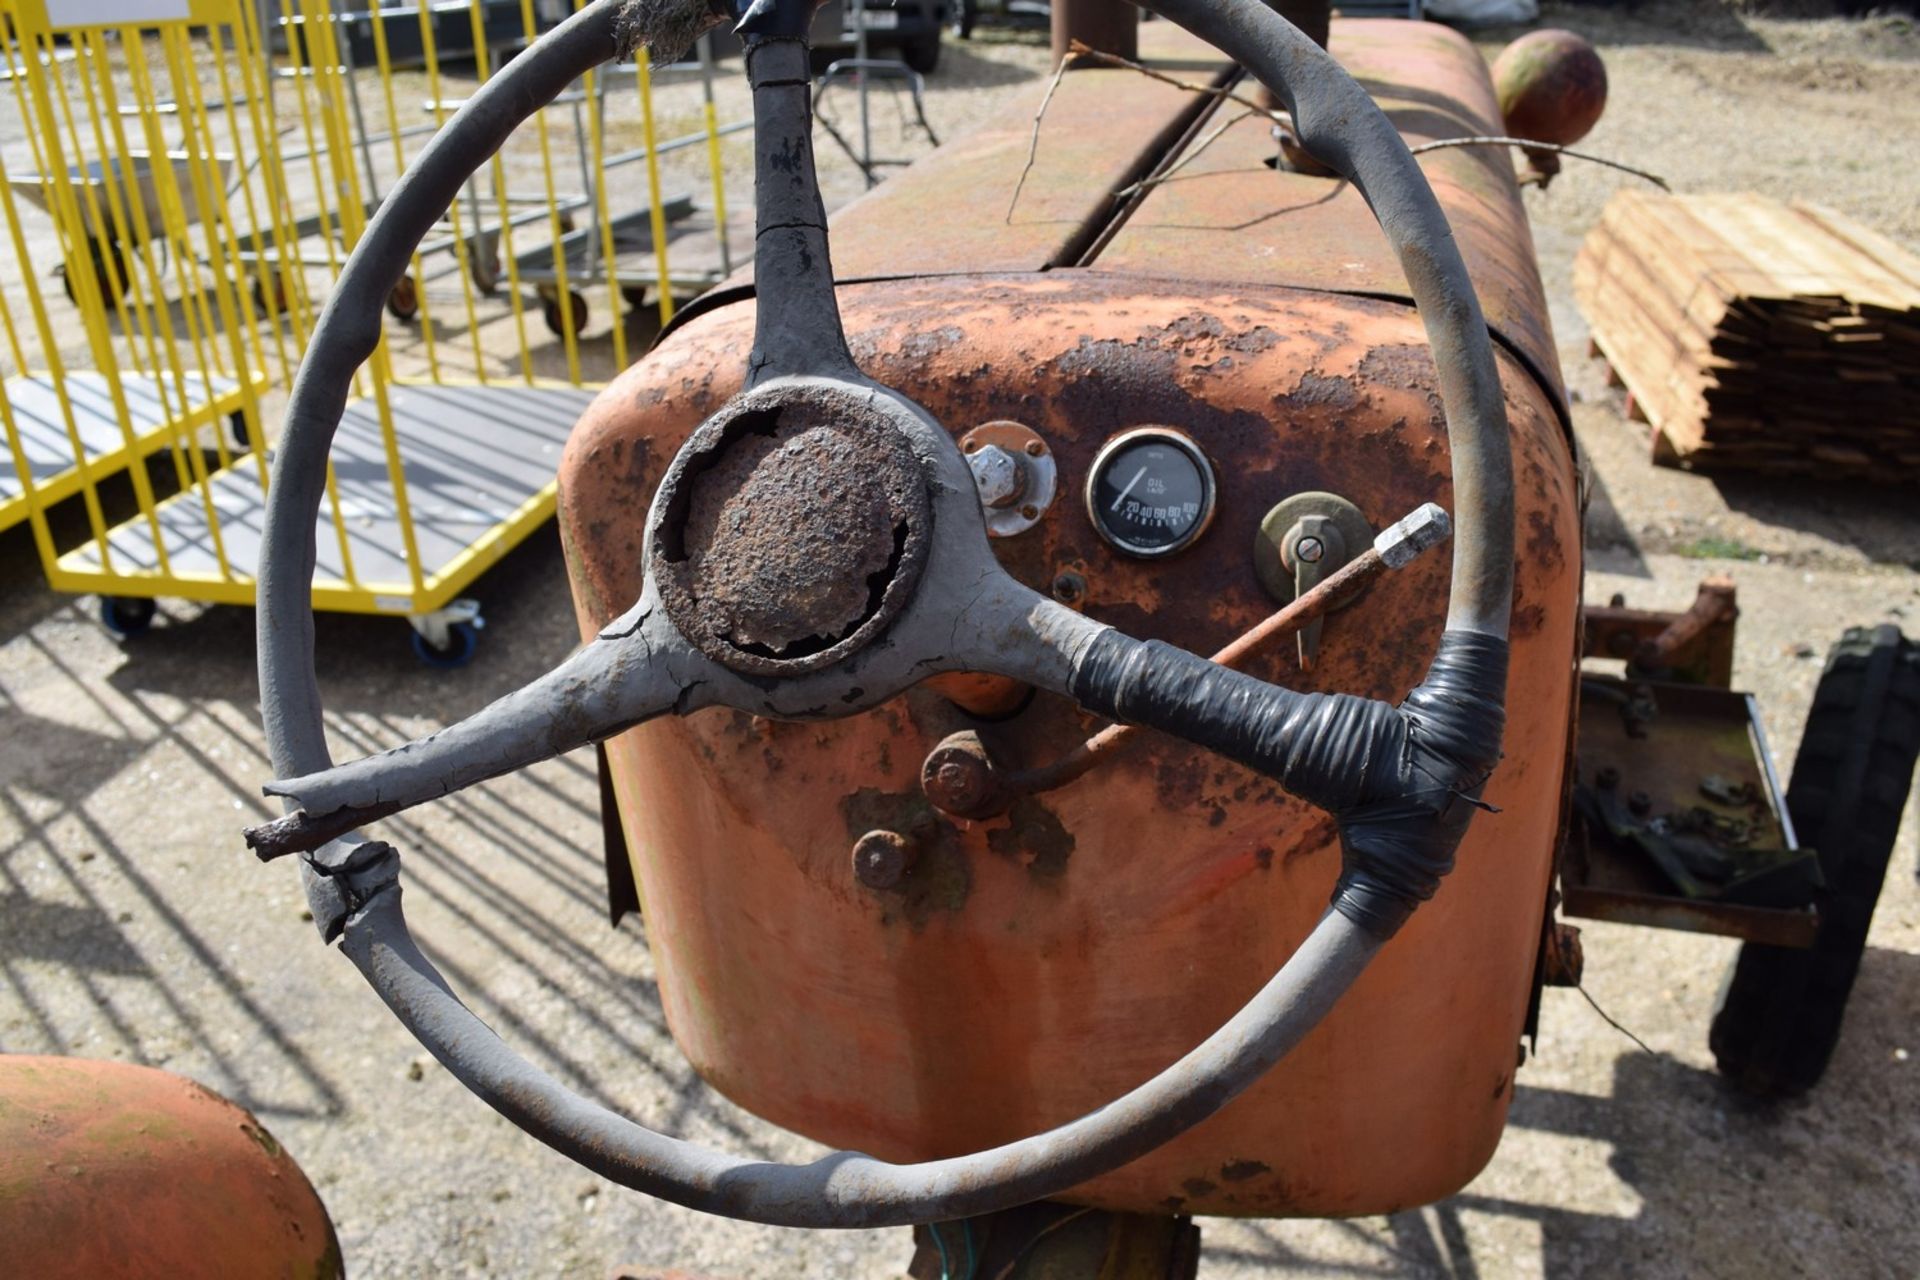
[1085,427,1217,558]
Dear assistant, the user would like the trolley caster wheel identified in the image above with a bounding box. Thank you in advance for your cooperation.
[99,596,157,638]
[386,276,421,322]
[541,289,587,337]
[61,236,130,309]
[902,30,941,74]
[252,274,290,317]
[466,232,501,294]
[229,411,254,450]
[1710,624,1920,1097]
[411,620,480,669]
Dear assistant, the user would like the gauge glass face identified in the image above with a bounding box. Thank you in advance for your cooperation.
[1087,432,1215,557]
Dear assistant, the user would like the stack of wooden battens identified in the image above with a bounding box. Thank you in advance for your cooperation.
[1573,190,1920,479]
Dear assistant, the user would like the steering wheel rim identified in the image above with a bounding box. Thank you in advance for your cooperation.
[253,0,1514,1228]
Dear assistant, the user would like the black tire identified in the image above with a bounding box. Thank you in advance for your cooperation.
[99,595,157,638]
[901,29,941,74]
[950,0,975,38]
[1709,624,1920,1097]
[230,411,253,450]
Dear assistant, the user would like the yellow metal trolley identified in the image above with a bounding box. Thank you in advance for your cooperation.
[0,0,742,663]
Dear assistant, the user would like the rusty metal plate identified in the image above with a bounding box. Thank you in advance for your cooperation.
[562,271,1585,1218]
[1564,675,1819,948]
[1095,19,1565,404]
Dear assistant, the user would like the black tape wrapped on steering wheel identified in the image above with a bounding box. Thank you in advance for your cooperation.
[1073,630,1507,937]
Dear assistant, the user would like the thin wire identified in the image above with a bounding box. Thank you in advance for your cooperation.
[1005,54,1068,224]
[963,1219,977,1280]
[990,1207,1096,1280]
[1407,135,1670,190]
[1574,981,1660,1057]
[931,1222,953,1280]
[1549,922,1659,1057]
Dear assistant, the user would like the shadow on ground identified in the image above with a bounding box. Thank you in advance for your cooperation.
[1205,943,1920,1277]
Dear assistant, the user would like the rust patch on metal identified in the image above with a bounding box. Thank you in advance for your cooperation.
[986,795,1076,881]
[840,787,970,927]
[1220,1158,1272,1182]
[563,263,1580,1218]
[650,386,931,676]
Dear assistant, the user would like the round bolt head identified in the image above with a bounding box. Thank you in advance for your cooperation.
[852,829,916,891]
[921,734,1011,820]
[967,444,1025,509]
[1294,535,1325,564]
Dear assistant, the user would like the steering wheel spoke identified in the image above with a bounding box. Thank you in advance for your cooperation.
[246,601,704,861]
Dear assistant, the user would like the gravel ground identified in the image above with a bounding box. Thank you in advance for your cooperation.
[3,4,1919,1277]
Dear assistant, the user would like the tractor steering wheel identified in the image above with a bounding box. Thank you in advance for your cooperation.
[250,0,1514,1229]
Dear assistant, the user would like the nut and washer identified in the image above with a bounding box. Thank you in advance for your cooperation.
[958,421,1056,538]
[967,444,1026,508]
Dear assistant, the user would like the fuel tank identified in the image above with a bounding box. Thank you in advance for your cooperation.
[560,20,1580,1217]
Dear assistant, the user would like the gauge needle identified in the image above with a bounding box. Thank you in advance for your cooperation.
[1110,465,1149,512]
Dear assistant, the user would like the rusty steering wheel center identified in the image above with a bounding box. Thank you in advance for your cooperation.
[648,384,933,677]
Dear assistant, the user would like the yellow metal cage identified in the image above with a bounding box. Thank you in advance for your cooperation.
[1,0,741,659]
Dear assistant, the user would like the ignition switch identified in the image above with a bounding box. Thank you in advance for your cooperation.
[1253,491,1375,670]
[960,421,1056,537]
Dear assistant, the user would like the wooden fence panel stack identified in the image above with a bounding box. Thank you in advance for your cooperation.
[1573,190,1920,481]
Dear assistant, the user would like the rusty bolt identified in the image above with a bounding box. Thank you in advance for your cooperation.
[1595,765,1620,790]
[921,732,1012,820]
[967,444,1025,509]
[852,829,918,891]
[1051,570,1086,605]
[1627,790,1652,817]
[1541,923,1585,987]
[1294,535,1325,564]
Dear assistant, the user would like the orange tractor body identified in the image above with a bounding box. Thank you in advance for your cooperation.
[561,20,1579,1216]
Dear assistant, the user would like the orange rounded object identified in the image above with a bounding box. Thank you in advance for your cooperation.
[0,1055,342,1280]
[1493,29,1609,147]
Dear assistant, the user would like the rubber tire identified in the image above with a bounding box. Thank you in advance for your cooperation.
[901,30,941,74]
[411,620,479,669]
[61,237,129,309]
[253,274,289,318]
[100,596,157,638]
[1709,624,1920,1097]
[230,412,253,450]
[386,276,421,322]
[951,0,975,38]
[542,290,587,337]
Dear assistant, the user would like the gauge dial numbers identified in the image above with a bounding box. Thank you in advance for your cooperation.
[1084,427,1218,558]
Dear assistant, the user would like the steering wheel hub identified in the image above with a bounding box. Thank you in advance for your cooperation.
[648,383,933,676]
